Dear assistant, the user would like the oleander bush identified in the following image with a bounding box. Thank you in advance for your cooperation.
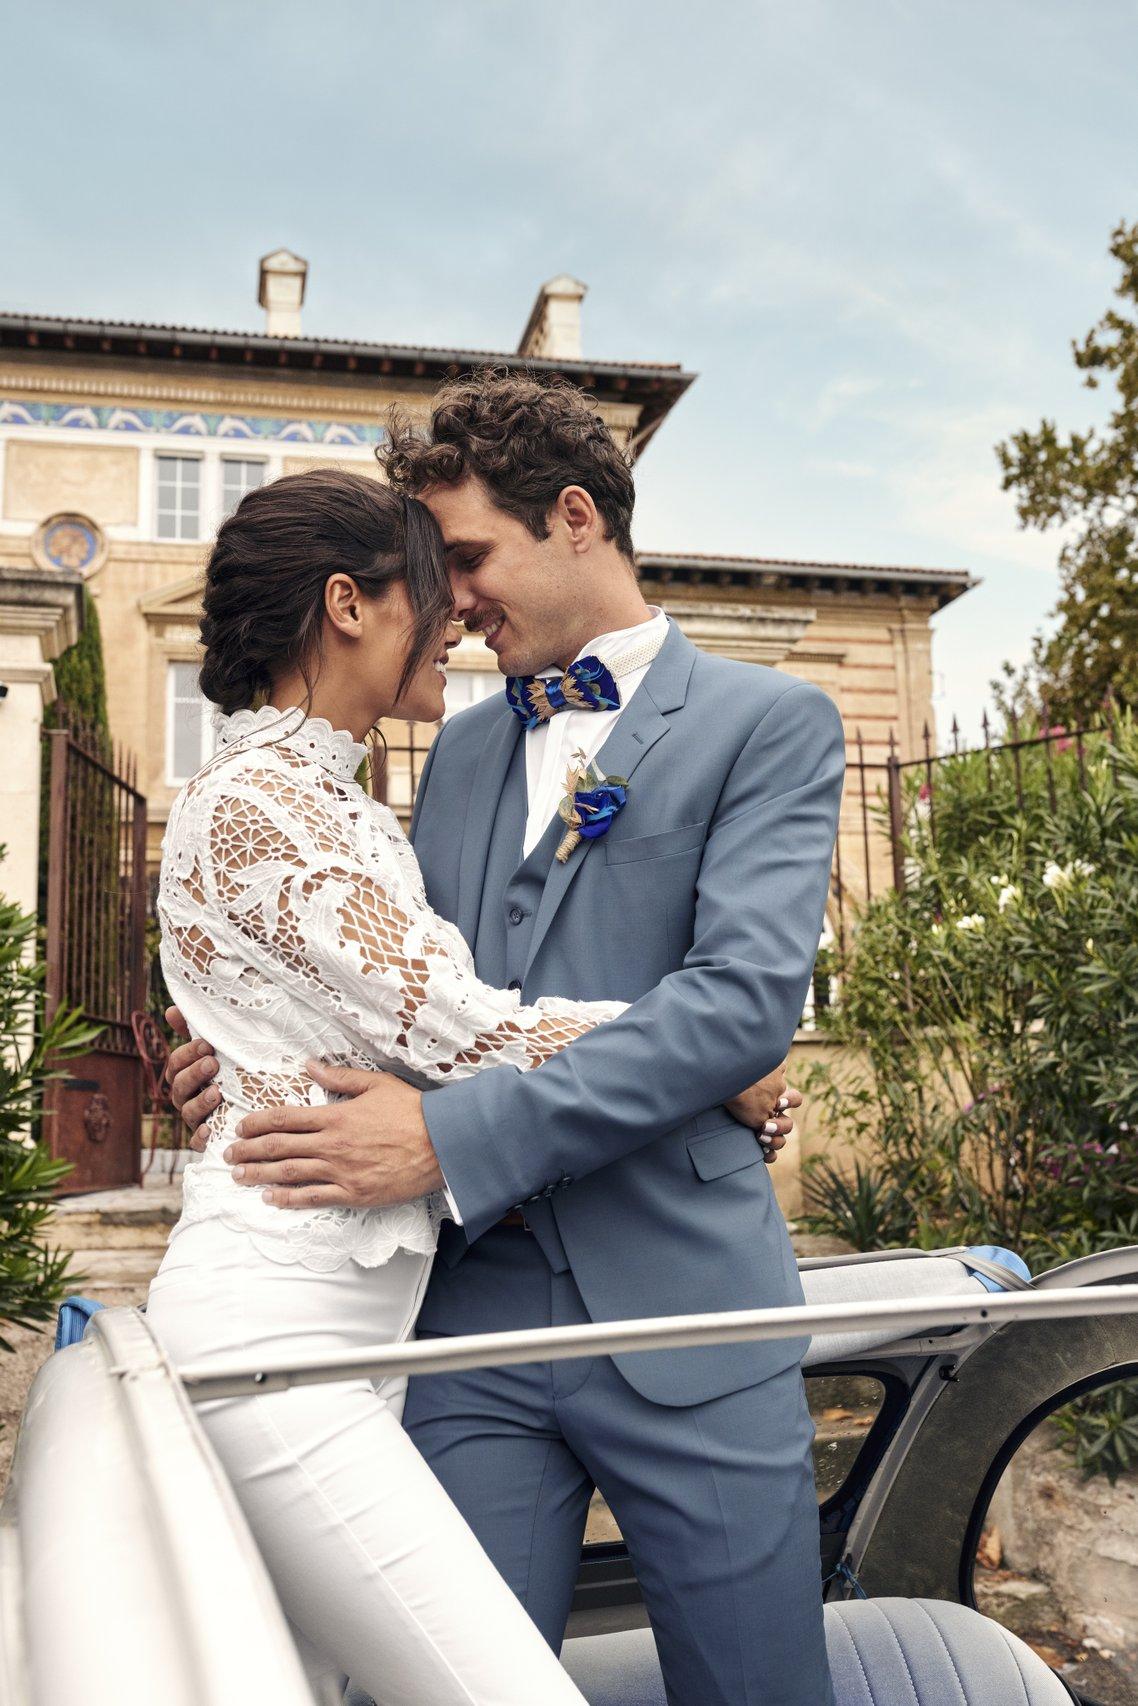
[803,711,1138,1276]
[0,880,100,1354]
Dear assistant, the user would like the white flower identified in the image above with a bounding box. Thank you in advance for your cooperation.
[997,884,1020,912]
[1042,859,1096,891]
[1086,937,1095,954]
[957,914,985,931]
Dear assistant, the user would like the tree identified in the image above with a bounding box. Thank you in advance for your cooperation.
[997,220,1138,723]
[43,584,111,745]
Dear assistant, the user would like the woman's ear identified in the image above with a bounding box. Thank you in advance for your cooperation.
[324,573,364,637]
[557,486,599,553]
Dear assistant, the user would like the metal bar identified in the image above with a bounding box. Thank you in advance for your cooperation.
[921,721,935,839]
[855,729,872,903]
[1008,708,1024,809]
[886,730,905,893]
[175,1284,1138,1403]
[1041,707,1058,815]
[43,730,70,1022]
[130,782,149,1016]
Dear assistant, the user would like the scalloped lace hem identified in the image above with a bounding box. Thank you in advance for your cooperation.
[176,1171,444,1273]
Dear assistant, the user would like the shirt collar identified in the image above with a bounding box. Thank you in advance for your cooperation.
[539,607,668,680]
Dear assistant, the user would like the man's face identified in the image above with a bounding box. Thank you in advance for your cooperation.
[422,475,580,676]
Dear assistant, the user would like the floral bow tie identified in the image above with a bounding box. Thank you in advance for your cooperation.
[505,656,621,731]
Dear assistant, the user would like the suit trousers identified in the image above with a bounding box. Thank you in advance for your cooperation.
[146,1218,587,1706]
[402,1226,836,1706]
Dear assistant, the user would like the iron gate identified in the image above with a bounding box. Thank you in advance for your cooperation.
[42,712,147,1194]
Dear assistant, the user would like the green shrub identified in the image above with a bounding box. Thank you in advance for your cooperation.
[0,883,101,1353]
[1052,1378,1138,1485]
[803,712,1138,1273]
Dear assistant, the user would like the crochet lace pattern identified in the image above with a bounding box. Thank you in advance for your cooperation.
[158,705,624,1271]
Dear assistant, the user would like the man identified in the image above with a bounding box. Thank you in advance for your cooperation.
[167,372,844,1704]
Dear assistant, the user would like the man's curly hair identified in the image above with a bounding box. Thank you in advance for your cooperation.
[379,370,636,560]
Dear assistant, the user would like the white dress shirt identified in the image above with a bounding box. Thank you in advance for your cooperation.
[522,606,669,857]
[443,606,669,1225]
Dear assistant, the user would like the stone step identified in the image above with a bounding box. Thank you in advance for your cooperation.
[49,1182,183,1252]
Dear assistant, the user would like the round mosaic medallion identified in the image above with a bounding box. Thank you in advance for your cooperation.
[32,512,107,578]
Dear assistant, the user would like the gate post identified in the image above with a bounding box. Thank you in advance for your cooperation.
[0,565,83,923]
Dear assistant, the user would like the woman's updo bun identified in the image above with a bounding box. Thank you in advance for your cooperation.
[197,468,451,716]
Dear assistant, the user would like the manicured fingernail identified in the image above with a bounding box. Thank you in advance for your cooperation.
[231,1166,245,1180]
[261,1190,274,1203]
[223,1146,234,1162]
[776,1096,789,1111]
[763,1120,779,1135]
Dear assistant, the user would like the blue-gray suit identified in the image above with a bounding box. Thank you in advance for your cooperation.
[402,621,843,1705]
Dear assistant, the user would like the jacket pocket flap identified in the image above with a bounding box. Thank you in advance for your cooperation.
[605,819,708,866]
[686,1126,762,1181]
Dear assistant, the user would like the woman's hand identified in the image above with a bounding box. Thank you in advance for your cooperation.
[725,1061,801,1165]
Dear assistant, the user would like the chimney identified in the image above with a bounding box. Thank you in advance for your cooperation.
[517,274,587,361]
[258,248,309,338]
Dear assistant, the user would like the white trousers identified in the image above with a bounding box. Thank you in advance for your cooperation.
[146,1218,586,1706]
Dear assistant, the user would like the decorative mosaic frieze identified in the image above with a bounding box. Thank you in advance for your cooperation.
[0,400,385,446]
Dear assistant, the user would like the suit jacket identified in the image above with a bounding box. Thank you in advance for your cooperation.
[410,620,845,1406]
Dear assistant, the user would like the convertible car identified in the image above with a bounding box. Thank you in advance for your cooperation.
[4,1245,1138,1705]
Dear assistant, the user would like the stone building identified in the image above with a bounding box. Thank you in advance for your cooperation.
[0,251,973,922]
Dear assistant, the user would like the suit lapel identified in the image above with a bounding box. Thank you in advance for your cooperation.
[456,709,524,945]
[523,623,696,976]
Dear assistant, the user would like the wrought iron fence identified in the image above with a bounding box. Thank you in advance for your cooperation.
[833,707,1118,952]
[41,708,148,1191]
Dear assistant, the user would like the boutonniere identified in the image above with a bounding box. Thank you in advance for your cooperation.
[556,748,629,864]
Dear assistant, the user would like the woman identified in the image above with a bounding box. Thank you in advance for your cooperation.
[148,469,622,1704]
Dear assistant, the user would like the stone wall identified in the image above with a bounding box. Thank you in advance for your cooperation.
[988,1423,1138,1655]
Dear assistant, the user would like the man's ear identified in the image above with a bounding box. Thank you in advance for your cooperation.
[325,572,364,636]
[557,486,599,553]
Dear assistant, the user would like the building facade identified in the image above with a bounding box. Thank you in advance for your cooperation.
[0,253,972,919]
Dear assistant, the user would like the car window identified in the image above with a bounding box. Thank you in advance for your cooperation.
[969,1371,1138,1704]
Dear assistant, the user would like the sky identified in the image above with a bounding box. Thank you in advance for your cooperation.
[3,0,1135,737]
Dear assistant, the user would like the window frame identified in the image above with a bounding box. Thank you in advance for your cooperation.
[219,455,267,520]
[155,452,204,542]
[165,659,216,786]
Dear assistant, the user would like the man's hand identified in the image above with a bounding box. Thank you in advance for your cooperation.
[164,999,800,1187]
[165,1008,222,1149]
[726,1060,801,1166]
[225,1062,440,1210]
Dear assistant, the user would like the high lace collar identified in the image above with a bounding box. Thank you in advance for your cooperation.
[212,705,369,783]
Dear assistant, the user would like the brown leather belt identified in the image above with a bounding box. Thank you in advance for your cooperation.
[498,1209,531,1229]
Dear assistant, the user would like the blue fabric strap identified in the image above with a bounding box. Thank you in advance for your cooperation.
[962,1245,1033,1293]
[54,1295,105,1350]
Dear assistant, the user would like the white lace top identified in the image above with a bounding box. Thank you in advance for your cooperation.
[158,705,625,1272]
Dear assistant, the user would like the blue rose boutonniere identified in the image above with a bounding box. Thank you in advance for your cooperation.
[556,748,629,864]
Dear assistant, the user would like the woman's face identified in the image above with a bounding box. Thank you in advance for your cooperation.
[374,579,460,724]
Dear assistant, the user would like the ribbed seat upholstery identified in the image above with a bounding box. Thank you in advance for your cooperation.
[561,1598,1073,1704]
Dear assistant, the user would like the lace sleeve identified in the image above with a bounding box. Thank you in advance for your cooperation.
[204,762,625,1083]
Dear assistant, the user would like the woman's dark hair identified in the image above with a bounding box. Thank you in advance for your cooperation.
[381,369,637,560]
[198,469,451,715]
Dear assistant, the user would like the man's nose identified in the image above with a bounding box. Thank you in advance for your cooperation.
[449,572,478,615]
